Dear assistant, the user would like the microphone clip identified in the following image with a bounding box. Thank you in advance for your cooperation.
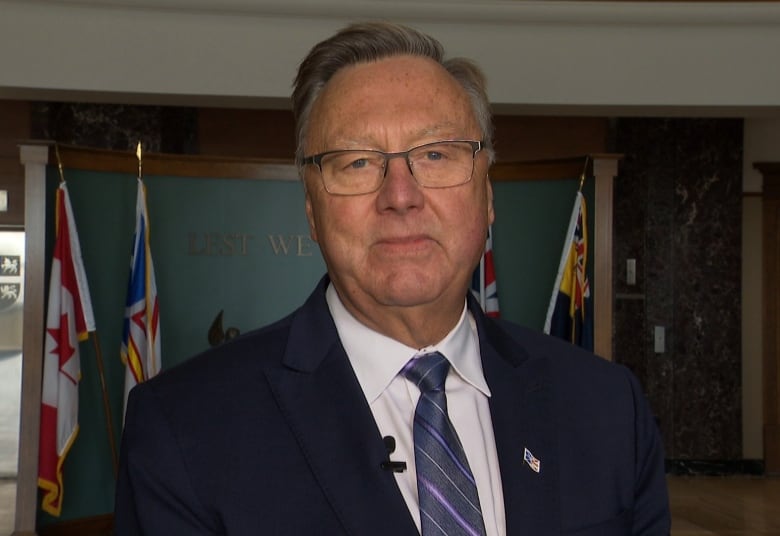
[380,460,408,472]
[380,435,407,473]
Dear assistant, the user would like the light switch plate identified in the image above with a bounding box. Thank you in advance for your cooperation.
[654,326,665,353]
[627,258,636,285]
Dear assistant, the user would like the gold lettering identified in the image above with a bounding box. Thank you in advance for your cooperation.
[221,234,236,256]
[238,234,253,255]
[187,232,219,255]
[187,232,206,255]
[188,233,255,256]
[297,235,314,257]
[268,235,295,255]
[206,233,218,256]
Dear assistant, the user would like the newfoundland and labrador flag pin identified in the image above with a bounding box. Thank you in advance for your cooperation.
[523,448,541,473]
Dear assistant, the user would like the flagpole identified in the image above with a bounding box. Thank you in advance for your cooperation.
[578,155,590,192]
[55,143,65,184]
[55,145,119,479]
[136,140,143,179]
[91,332,119,478]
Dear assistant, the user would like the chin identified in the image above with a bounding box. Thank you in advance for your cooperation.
[371,273,449,307]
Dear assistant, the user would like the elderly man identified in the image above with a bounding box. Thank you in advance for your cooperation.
[115,22,670,535]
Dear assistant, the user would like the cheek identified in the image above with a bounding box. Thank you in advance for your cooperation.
[310,200,369,258]
[461,223,489,260]
[455,191,492,260]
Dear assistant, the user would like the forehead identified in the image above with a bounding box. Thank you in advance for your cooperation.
[307,55,477,148]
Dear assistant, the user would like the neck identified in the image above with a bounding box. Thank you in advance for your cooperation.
[331,285,466,349]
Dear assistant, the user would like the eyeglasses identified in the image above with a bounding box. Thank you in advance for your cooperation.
[302,140,483,196]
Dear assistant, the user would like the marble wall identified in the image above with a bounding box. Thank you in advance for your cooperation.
[613,118,743,461]
[31,102,197,154]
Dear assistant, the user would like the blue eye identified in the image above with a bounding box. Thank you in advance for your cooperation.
[349,158,369,169]
[425,151,444,161]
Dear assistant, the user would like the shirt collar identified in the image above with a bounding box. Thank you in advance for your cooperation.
[326,283,491,403]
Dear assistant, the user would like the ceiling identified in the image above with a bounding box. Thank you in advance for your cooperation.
[1,0,779,116]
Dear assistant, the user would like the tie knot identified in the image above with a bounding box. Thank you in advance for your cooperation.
[402,352,450,394]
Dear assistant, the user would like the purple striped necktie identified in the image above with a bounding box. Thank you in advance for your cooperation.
[402,352,487,536]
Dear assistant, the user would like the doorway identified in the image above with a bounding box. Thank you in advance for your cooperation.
[0,230,24,533]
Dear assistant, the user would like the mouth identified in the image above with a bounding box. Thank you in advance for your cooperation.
[373,234,436,256]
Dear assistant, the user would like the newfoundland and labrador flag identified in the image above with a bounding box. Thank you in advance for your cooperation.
[543,191,593,350]
[471,225,500,318]
[39,182,96,516]
[120,178,161,419]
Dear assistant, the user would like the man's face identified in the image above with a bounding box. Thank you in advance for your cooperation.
[303,55,494,323]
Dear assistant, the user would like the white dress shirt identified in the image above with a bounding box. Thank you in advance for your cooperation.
[326,284,506,535]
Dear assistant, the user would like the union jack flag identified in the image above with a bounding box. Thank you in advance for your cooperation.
[471,225,500,318]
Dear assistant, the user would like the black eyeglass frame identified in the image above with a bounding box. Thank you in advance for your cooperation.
[301,139,484,195]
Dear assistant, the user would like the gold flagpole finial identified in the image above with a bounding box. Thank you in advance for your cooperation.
[136,141,143,180]
[578,155,591,192]
[55,143,65,184]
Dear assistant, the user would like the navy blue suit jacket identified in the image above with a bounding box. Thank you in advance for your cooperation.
[115,278,670,535]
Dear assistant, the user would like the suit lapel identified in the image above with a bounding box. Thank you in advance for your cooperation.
[267,282,562,534]
[265,282,417,536]
[476,308,561,535]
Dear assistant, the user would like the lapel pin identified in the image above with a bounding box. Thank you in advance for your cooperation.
[523,447,541,473]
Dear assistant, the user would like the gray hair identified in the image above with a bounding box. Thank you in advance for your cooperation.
[291,21,495,170]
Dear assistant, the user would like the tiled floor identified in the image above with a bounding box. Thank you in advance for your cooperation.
[669,475,780,535]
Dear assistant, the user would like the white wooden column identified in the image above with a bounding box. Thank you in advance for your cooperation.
[14,144,48,536]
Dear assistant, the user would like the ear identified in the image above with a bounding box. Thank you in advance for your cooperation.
[304,188,319,243]
[486,177,495,225]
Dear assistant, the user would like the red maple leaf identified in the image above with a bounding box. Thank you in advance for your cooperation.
[48,313,77,384]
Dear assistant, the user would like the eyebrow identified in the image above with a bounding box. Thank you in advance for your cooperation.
[326,123,474,151]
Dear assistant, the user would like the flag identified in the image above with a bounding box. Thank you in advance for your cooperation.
[38,182,96,516]
[543,191,593,350]
[121,178,161,418]
[471,225,499,318]
[523,447,541,473]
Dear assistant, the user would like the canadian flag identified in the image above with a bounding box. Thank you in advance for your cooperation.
[38,183,95,516]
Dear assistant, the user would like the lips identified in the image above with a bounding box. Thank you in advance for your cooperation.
[373,234,436,255]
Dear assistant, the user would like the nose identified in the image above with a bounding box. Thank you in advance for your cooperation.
[375,155,424,212]
[382,153,414,178]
